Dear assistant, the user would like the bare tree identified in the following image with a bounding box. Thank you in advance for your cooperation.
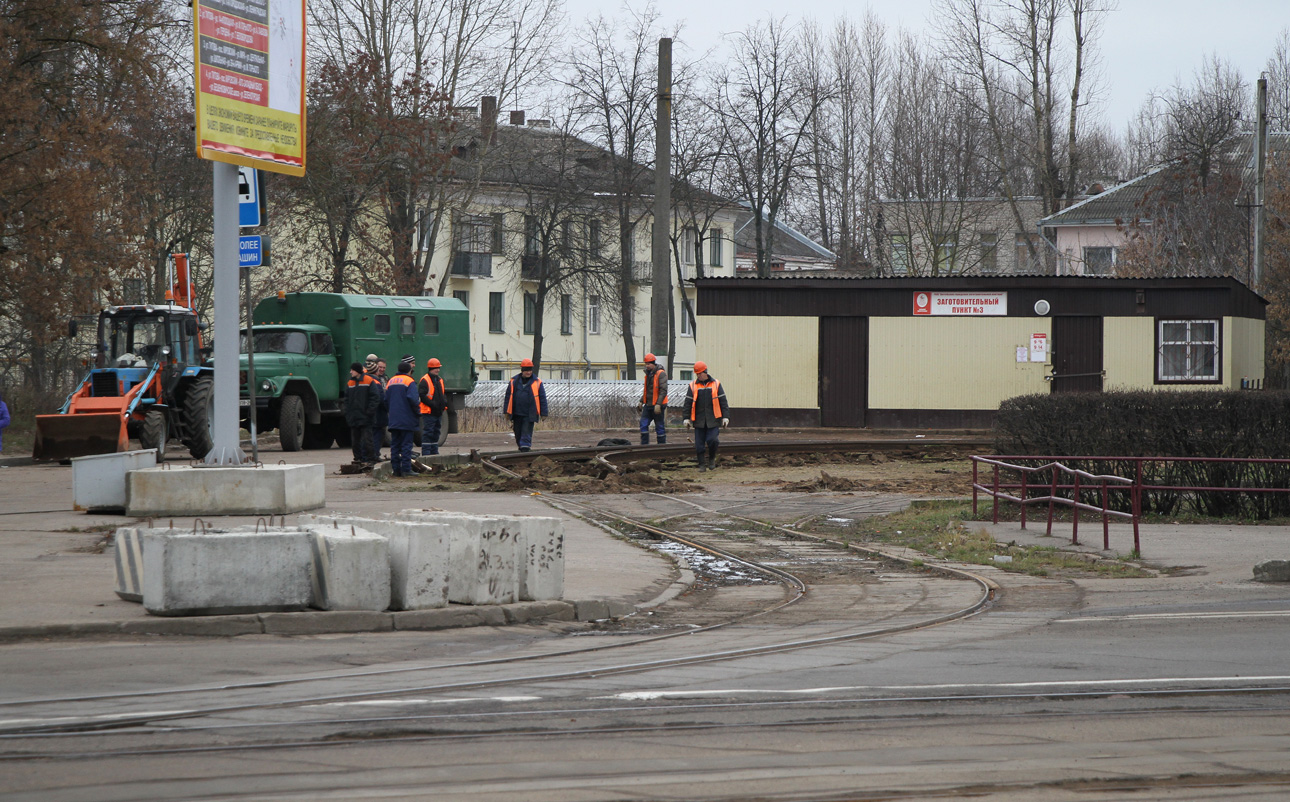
[1265,28,1290,132]
[1161,55,1250,187]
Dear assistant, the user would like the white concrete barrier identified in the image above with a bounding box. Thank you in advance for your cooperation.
[396,510,525,605]
[141,528,313,616]
[399,510,564,602]
[74,450,156,512]
[126,464,325,516]
[113,526,146,601]
[300,523,391,611]
[300,515,449,610]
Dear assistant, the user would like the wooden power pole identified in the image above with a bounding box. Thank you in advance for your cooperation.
[650,38,673,364]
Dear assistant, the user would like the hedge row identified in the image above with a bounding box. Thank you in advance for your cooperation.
[991,391,1290,519]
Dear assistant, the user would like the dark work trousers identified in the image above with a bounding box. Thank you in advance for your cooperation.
[512,417,535,451]
[693,425,720,460]
[639,407,667,444]
[421,412,441,456]
[389,429,415,476]
[368,426,383,460]
[350,427,375,463]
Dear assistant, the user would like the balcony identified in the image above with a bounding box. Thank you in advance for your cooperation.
[451,252,492,278]
[521,254,559,280]
[631,260,653,284]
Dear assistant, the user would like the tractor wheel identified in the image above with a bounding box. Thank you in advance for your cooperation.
[279,395,305,452]
[139,408,169,461]
[181,375,215,458]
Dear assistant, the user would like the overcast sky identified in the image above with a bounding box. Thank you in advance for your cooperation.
[566,0,1287,133]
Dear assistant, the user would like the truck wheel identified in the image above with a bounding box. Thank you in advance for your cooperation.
[438,410,450,447]
[301,421,334,449]
[182,375,215,458]
[139,409,168,461]
[279,395,305,451]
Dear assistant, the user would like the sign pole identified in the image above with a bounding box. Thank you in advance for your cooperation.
[244,263,259,463]
[204,161,247,465]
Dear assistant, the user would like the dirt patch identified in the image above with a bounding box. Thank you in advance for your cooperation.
[776,471,864,492]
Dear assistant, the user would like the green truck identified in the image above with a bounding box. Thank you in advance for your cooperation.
[240,292,476,451]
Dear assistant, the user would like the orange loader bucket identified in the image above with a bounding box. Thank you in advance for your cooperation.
[33,412,129,462]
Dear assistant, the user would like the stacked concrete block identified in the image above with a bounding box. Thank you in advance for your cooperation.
[298,523,391,611]
[515,516,564,602]
[125,464,325,517]
[140,528,313,616]
[300,514,449,610]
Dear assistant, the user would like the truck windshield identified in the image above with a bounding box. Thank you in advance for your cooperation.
[108,315,168,366]
[240,330,309,354]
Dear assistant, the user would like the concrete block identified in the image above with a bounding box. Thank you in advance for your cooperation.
[73,449,156,512]
[126,464,325,517]
[1253,559,1290,582]
[605,600,637,619]
[300,515,449,610]
[572,599,609,621]
[392,607,500,631]
[259,611,393,635]
[300,525,390,611]
[119,615,264,637]
[398,511,520,605]
[502,600,575,624]
[399,510,564,602]
[141,529,313,616]
[113,526,146,602]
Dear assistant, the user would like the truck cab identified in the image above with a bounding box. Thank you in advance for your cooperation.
[239,324,340,451]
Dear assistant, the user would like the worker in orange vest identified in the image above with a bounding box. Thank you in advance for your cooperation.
[502,358,548,452]
[418,357,447,456]
[638,352,668,445]
[682,361,728,471]
[384,355,420,476]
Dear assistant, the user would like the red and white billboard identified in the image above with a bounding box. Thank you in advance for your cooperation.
[913,291,1008,316]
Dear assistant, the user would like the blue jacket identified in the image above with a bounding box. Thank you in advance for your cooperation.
[384,372,421,431]
[504,374,547,422]
[0,400,9,452]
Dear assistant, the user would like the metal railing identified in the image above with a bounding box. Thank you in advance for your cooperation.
[972,456,1141,553]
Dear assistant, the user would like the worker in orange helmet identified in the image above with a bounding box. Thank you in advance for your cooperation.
[682,361,728,471]
[502,358,548,451]
[638,352,669,445]
[418,357,447,456]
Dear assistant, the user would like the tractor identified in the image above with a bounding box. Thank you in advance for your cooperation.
[33,304,216,461]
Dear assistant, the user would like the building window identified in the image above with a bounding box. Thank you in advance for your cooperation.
[523,292,537,335]
[588,369,601,380]
[488,292,504,333]
[978,232,998,273]
[524,214,540,257]
[588,295,601,335]
[400,315,415,336]
[455,214,492,254]
[680,370,692,380]
[489,369,504,380]
[418,208,433,252]
[589,219,602,260]
[374,314,391,334]
[560,369,572,380]
[890,235,909,275]
[933,235,956,272]
[1157,319,1220,383]
[682,227,697,265]
[1016,234,1043,272]
[1083,246,1115,275]
[560,220,572,254]
[453,290,469,309]
[492,213,504,254]
[679,298,694,337]
[709,228,723,266]
[560,294,572,335]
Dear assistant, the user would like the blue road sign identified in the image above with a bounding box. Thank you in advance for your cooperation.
[238,166,261,228]
[239,235,265,268]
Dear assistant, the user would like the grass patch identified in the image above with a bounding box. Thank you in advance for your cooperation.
[817,500,1150,578]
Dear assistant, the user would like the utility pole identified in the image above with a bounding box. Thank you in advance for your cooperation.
[650,38,673,365]
[1253,75,1268,290]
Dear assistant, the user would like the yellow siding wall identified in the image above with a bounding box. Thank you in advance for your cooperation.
[703,316,819,408]
[1226,316,1266,388]
[1102,317,1155,390]
[869,318,1052,409]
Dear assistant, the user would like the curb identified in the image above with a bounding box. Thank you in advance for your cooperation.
[0,598,639,643]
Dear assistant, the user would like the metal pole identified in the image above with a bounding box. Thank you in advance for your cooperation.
[650,38,673,362]
[204,161,246,465]
[244,264,258,464]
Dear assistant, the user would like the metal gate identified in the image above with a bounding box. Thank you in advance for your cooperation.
[1050,316,1104,393]
[819,317,868,427]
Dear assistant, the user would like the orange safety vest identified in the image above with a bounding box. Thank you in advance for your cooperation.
[642,369,668,405]
[688,378,722,420]
[348,374,376,388]
[506,376,542,416]
[418,373,445,415]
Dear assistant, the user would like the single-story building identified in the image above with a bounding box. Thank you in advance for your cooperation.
[696,275,1266,429]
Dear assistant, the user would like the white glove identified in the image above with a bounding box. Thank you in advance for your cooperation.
[720,418,729,428]
[653,404,661,414]
[683,419,692,429]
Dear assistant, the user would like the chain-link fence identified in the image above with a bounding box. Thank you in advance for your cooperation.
[466,380,691,415]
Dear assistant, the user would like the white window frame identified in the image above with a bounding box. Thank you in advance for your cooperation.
[679,298,694,337]
[588,295,601,335]
[1156,318,1220,383]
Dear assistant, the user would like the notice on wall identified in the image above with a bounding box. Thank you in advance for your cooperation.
[1016,345,1029,363]
[913,291,1008,316]
[1030,332,1048,362]
[193,0,306,175]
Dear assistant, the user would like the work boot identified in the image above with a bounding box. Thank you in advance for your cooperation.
[658,435,667,444]
[641,434,650,445]
[697,455,708,472]
[707,443,718,469]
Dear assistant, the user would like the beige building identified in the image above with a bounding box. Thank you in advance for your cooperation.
[696,275,1266,428]
[876,197,1049,276]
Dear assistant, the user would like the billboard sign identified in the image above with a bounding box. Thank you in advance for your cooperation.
[193,0,306,176]
[913,291,1008,316]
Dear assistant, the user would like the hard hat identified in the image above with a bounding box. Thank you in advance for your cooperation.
[427,358,441,369]
[520,358,534,368]
[693,361,707,373]
[644,353,656,363]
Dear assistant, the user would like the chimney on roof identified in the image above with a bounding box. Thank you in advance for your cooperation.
[510,110,526,126]
[481,96,497,146]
